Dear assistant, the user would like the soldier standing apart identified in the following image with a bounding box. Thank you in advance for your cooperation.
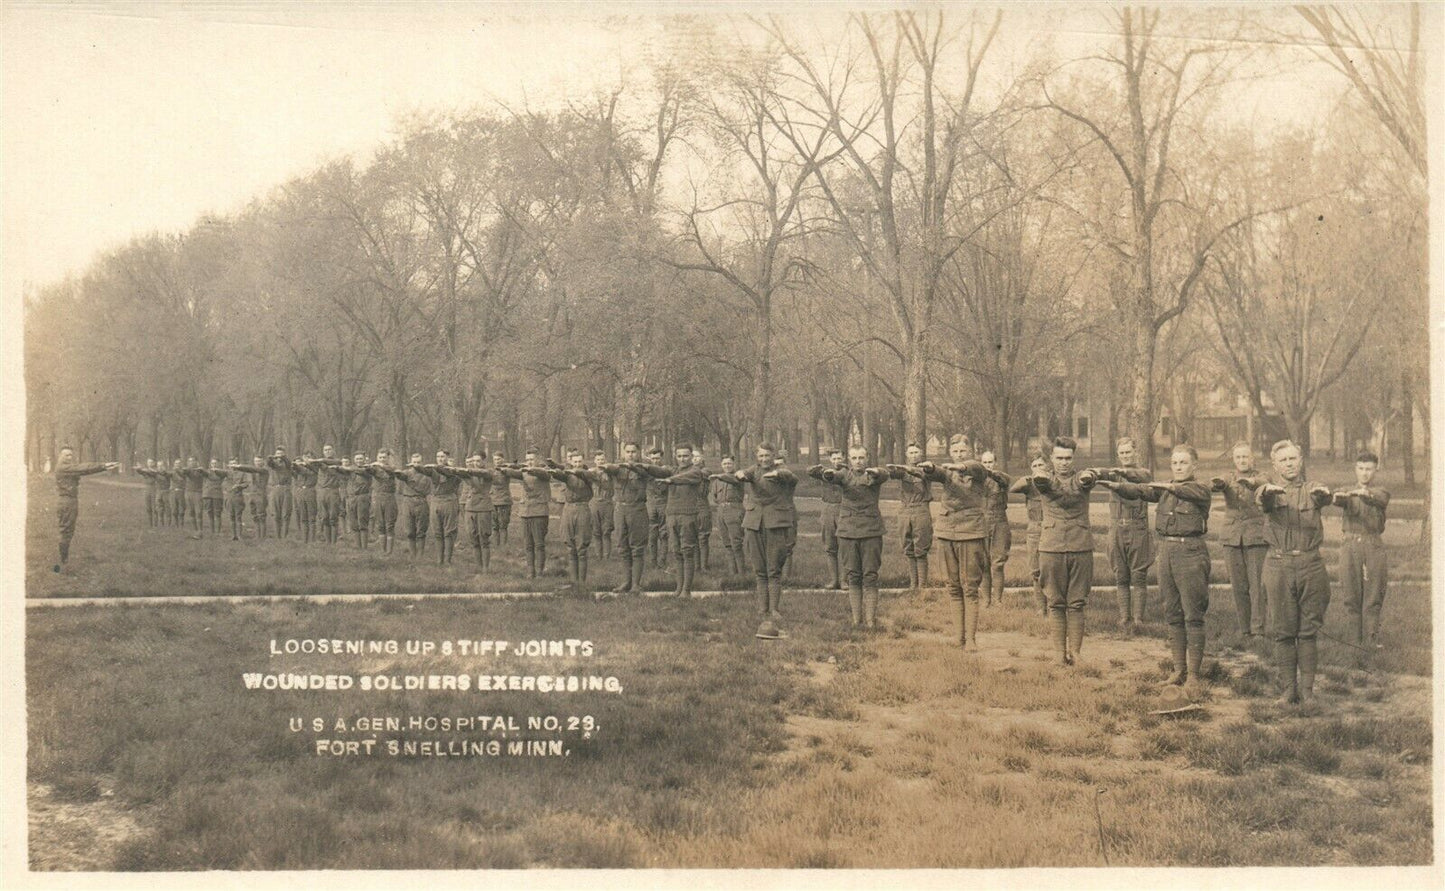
[815,448,845,590]
[1033,436,1100,666]
[889,443,934,592]
[457,453,501,571]
[692,451,714,570]
[712,443,797,618]
[548,450,602,596]
[916,436,990,650]
[644,446,670,570]
[133,459,161,527]
[51,446,117,571]
[809,447,889,628]
[223,459,250,540]
[265,448,294,539]
[201,458,228,536]
[1101,445,1212,687]
[502,448,554,579]
[979,450,1013,607]
[419,450,463,566]
[335,453,372,550]
[1095,437,1154,630]
[599,443,651,595]
[1256,440,1333,706]
[365,450,399,554]
[591,451,615,559]
[311,445,344,545]
[490,451,514,547]
[1330,451,1390,650]
[1009,454,1051,615]
[712,455,746,575]
[393,453,433,560]
[1211,442,1269,638]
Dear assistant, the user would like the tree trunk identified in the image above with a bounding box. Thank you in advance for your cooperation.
[903,333,927,446]
[991,397,1009,465]
[748,305,773,457]
[1125,322,1158,471]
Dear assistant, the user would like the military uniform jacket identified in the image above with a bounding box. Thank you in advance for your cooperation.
[645,474,670,508]
[234,465,270,487]
[1214,471,1268,547]
[555,469,599,504]
[489,473,513,506]
[1009,475,1044,526]
[395,468,433,501]
[1034,471,1098,553]
[154,470,172,492]
[421,467,462,503]
[364,465,398,496]
[710,477,743,508]
[1102,466,1151,526]
[503,467,553,518]
[1256,475,1330,553]
[265,457,294,486]
[201,470,226,499]
[182,469,206,493]
[54,462,108,498]
[647,463,708,516]
[602,464,650,507]
[224,469,251,497]
[291,462,318,490]
[727,466,798,531]
[891,466,933,512]
[984,472,1011,520]
[315,459,344,489]
[1334,486,1389,536]
[339,466,373,499]
[808,466,887,539]
[593,471,614,503]
[1113,479,1212,537]
[814,470,843,506]
[922,462,990,541]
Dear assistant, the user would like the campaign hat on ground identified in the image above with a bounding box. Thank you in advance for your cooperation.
[1149,685,1201,715]
[755,619,785,640]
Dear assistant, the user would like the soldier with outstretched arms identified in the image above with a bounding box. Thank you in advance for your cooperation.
[979,450,1013,607]
[809,447,890,628]
[1094,436,1154,631]
[888,442,935,592]
[1032,436,1100,666]
[1210,441,1269,638]
[51,446,117,571]
[712,443,797,618]
[598,442,652,596]
[1009,454,1051,615]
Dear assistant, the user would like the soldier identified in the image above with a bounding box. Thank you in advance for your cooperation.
[200,458,228,536]
[310,445,345,545]
[1100,444,1212,688]
[232,457,270,540]
[1009,454,1051,616]
[339,455,353,534]
[1094,437,1155,631]
[501,448,555,579]
[1256,440,1333,706]
[152,458,174,526]
[265,448,295,539]
[644,445,670,569]
[692,450,714,570]
[132,459,162,527]
[712,443,797,619]
[589,451,615,559]
[51,446,118,571]
[290,451,321,544]
[599,443,651,596]
[979,450,1013,607]
[547,450,603,596]
[365,450,400,554]
[915,436,990,649]
[166,458,188,528]
[335,453,372,550]
[181,457,206,533]
[1211,442,1269,638]
[815,448,846,590]
[712,455,746,575]
[222,459,251,540]
[776,450,799,582]
[490,451,514,547]
[416,450,462,566]
[392,453,433,560]
[809,447,890,628]
[641,445,710,598]
[1033,436,1100,666]
[456,453,502,571]
[888,443,934,592]
[1330,451,1390,649]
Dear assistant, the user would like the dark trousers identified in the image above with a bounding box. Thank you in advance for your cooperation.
[1225,543,1268,636]
[1340,534,1388,644]
[372,494,397,535]
[492,502,512,536]
[399,497,428,542]
[432,499,460,540]
[1109,524,1153,588]
[320,491,343,529]
[562,503,592,556]
[839,536,882,588]
[466,510,492,553]
[985,516,1011,594]
[1041,550,1093,612]
[940,538,988,603]
[269,486,292,525]
[668,514,699,557]
[1157,537,1210,628]
[716,505,745,565]
[744,526,791,584]
[901,507,933,557]
[616,504,649,561]
[348,497,372,535]
[1264,551,1330,642]
[523,515,549,556]
[820,504,839,557]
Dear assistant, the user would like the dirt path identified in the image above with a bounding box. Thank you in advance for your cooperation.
[27,781,147,870]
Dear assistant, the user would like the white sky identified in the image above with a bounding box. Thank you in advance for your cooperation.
[0,2,1365,303]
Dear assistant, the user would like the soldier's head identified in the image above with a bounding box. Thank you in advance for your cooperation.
[828,448,845,470]
[622,442,640,462]
[146,458,157,470]
[567,449,585,470]
[436,449,450,466]
[980,450,997,471]
[906,442,924,464]
[252,456,265,468]
[209,458,221,470]
[646,446,663,464]
[674,444,693,466]
[273,447,286,459]
[1270,440,1302,481]
[1230,441,1255,473]
[58,445,75,466]
[172,458,183,469]
[848,446,869,471]
[377,448,392,466]
[491,451,506,467]
[524,447,541,467]
[187,457,199,468]
[1355,451,1379,486]
[342,456,354,467]
[692,451,706,467]
[721,455,736,473]
[323,444,335,459]
[593,451,607,468]
[755,442,777,470]
[1170,444,1198,482]
[948,435,973,464]
[409,452,423,466]
[301,450,314,461]
[1051,436,1078,475]
[1116,437,1138,466]
[1030,454,1049,476]
[473,452,487,468]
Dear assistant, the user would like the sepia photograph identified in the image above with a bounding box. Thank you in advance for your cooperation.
[4,1,1440,884]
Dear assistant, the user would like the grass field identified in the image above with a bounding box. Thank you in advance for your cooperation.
[25,475,1435,868]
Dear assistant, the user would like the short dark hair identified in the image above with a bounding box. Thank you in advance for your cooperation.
[623,441,640,450]
[593,450,606,457]
[721,454,735,462]
[906,442,922,451]
[1356,451,1379,465]
[757,442,776,453]
[675,443,693,452]
[1172,443,1199,462]
[827,448,843,457]
[525,446,540,455]
[437,449,450,456]
[1053,436,1078,452]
